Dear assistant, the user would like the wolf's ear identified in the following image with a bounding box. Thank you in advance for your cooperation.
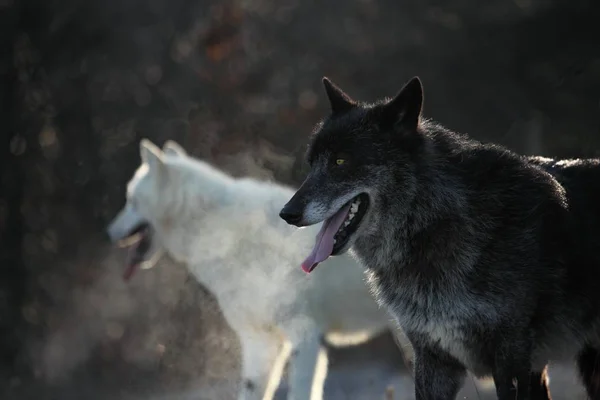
[383,76,423,130]
[140,139,165,172]
[322,77,356,115]
[163,140,187,157]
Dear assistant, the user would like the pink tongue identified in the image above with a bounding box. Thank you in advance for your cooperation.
[301,204,351,273]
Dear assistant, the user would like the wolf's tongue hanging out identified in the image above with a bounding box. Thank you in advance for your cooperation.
[301,204,351,273]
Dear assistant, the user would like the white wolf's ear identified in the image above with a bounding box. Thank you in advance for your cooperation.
[383,76,423,130]
[140,139,165,172]
[163,140,187,157]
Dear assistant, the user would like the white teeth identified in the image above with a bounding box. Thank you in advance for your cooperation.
[337,197,363,237]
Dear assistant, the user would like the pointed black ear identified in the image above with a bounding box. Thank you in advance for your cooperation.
[322,77,356,114]
[383,76,423,129]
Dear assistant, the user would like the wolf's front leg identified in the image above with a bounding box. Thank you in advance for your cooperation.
[238,333,291,400]
[412,344,466,400]
[492,335,535,400]
[287,331,325,400]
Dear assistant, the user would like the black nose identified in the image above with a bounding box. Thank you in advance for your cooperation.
[279,207,303,225]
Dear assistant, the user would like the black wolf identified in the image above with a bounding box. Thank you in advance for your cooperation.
[279,76,600,399]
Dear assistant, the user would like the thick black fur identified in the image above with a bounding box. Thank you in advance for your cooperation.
[280,77,600,399]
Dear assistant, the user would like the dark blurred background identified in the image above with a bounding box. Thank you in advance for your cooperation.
[1,0,599,398]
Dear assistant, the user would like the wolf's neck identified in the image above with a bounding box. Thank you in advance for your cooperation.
[175,177,304,293]
[356,146,474,277]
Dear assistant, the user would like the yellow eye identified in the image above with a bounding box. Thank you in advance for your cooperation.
[336,158,345,166]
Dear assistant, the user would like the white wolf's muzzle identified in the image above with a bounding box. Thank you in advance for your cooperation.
[106,203,164,280]
[107,203,146,243]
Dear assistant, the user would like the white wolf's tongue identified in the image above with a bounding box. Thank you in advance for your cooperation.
[301,204,351,273]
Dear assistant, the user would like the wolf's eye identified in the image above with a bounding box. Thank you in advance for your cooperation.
[333,153,349,167]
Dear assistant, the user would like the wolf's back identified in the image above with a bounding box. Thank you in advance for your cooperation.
[527,155,600,266]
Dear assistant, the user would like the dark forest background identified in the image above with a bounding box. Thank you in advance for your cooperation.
[0,0,599,398]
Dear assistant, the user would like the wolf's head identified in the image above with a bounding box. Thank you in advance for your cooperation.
[279,76,426,272]
[106,139,229,280]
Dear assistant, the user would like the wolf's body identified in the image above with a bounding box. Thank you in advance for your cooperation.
[280,77,600,400]
[107,140,410,400]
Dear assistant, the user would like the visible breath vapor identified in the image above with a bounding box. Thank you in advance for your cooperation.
[27,239,241,398]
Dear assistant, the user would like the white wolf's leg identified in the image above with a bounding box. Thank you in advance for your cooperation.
[391,327,415,373]
[238,333,291,400]
[287,331,326,400]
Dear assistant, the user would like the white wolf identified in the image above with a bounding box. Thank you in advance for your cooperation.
[106,139,412,400]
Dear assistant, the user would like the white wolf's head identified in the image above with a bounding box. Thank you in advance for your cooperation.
[106,139,231,280]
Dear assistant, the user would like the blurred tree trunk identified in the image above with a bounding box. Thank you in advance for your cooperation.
[0,0,27,382]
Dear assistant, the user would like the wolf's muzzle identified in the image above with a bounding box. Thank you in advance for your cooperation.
[280,176,320,226]
[279,204,303,226]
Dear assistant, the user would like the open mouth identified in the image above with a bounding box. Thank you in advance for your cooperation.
[117,222,157,281]
[331,194,369,255]
[301,193,369,273]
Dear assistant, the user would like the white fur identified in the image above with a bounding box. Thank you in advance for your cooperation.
[108,139,412,400]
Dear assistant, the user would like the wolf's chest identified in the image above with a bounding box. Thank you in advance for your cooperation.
[392,292,469,336]
[396,302,471,358]
[369,271,496,374]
